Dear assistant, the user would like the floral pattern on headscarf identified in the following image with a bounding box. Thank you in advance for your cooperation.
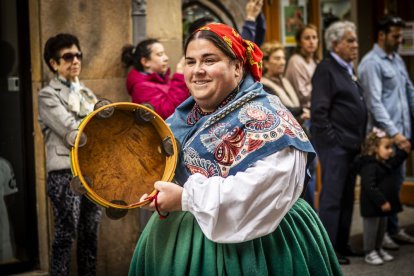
[197,23,263,82]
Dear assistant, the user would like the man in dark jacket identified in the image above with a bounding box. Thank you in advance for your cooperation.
[311,20,367,265]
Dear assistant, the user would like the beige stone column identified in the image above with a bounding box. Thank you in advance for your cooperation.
[146,0,183,73]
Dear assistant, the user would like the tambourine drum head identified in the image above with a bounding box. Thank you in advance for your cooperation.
[77,108,166,206]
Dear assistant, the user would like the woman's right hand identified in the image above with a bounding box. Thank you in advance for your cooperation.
[381,201,391,212]
[139,181,183,213]
[176,57,185,74]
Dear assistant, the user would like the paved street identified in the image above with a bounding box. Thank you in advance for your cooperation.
[342,204,414,276]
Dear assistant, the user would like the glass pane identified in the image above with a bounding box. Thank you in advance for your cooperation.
[0,0,37,273]
[0,0,22,265]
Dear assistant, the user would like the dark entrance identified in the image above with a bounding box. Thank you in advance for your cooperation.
[0,0,38,274]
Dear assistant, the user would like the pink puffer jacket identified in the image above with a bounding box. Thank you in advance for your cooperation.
[126,68,189,119]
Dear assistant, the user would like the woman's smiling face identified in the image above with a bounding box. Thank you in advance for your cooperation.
[184,38,242,112]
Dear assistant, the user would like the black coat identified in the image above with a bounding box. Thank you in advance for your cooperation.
[311,54,367,151]
[356,149,407,217]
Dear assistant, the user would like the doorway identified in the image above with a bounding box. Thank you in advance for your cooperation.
[0,0,38,274]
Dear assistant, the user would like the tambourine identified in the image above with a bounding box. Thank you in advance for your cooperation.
[68,100,178,219]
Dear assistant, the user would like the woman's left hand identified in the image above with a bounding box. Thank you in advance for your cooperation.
[140,181,183,213]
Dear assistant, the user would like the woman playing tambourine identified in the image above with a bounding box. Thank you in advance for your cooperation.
[129,23,341,275]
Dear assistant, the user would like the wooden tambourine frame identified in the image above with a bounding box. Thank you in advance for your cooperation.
[69,102,177,217]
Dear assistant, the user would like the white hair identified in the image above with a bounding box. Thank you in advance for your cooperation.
[324,21,356,52]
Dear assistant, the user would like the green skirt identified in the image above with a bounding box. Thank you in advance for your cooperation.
[129,199,342,275]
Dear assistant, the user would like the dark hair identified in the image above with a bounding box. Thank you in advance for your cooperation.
[294,24,319,61]
[43,33,81,73]
[121,38,159,71]
[184,30,237,61]
[376,15,406,37]
[187,17,215,36]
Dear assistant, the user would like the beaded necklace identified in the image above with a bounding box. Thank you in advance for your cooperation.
[187,88,239,125]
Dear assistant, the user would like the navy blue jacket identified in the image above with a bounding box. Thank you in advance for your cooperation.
[311,53,367,151]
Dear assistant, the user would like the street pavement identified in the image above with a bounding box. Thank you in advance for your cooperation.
[341,203,414,276]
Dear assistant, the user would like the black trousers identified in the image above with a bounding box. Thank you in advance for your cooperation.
[47,170,102,276]
[315,144,358,251]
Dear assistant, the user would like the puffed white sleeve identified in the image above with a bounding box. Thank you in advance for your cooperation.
[181,146,308,243]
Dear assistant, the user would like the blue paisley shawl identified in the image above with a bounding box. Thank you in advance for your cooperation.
[166,74,316,185]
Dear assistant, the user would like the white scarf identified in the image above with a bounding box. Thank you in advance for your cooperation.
[59,76,97,117]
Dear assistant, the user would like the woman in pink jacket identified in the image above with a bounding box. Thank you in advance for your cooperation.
[122,39,189,119]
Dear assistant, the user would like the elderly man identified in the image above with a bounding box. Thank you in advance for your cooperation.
[311,21,367,265]
[358,16,414,250]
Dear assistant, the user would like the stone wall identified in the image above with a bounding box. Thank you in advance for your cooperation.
[36,0,131,102]
[147,0,183,74]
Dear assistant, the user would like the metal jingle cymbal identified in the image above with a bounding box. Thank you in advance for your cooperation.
[83,175,94,188]
[162,137,174,156]
[70,176,87,195]
[105,200,128,220]
[94,98,114,119]
[65,130,87,148]
[134,103,155,123]
[94,98,112,110]
[141,102,155,111]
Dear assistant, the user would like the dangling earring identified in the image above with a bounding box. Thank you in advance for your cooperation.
[235,72,246,94]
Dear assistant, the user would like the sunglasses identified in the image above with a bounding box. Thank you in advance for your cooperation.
[59,51,83,62]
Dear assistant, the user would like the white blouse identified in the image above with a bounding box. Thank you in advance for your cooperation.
[181,147,307,243]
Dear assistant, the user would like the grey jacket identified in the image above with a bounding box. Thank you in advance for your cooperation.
[38,78,96,173]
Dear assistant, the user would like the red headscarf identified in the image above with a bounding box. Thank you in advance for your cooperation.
[196,23,263,82]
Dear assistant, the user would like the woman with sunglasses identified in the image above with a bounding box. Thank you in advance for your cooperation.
[38,33,102,276]
[121,39,189,119]
[128,23,341,275]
